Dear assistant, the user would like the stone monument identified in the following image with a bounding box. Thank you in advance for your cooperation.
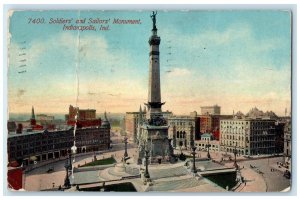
[137,11,174,164]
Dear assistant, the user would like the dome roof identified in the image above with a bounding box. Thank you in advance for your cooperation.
[245,107,278,119]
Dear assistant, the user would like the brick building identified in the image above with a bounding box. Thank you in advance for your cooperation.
[199,114,232,139]
[199,105,231,140]
[65,105,101,128]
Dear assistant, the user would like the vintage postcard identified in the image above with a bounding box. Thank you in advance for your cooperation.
[6,9,292,193]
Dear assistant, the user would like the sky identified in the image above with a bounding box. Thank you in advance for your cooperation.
[7,10,291,116]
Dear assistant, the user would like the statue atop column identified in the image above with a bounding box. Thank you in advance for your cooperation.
[150,11,157,30]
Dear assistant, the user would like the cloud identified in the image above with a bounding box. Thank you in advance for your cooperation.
[8,17,291,116]
[8,32,146,113]
[158,22,291,115]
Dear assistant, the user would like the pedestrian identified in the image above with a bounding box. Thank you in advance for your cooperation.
[244,182,246,186]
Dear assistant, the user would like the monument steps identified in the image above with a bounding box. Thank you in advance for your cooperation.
[149,166,188,180]
[148,176,203,191]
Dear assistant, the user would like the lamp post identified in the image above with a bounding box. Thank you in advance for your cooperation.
[64,159,71,188]
[144,150,150,179]
[191,146,197,173]
[233,144,238,169]
[206,142,211,159]
[124,136,128,158]
[68,153,72,170]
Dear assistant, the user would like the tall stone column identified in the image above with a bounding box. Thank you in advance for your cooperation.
[146,11,164,120]
[137,11,173,164]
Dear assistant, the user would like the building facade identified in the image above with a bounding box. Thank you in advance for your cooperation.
[199,105,232,140]
[199,115,220,134]
[283,119,291,170]
[125,110,145,141]
[200,105,221,115]
[195,133,220,152]
[36,114,55,121]
[168,115,200,150]
[220,118,277,155]
[65,105,101,128]
[125,109,172,142]
[7,125,110,166]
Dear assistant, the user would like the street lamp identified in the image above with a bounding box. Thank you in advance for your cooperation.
[233,144,238,169]
[206,141,211,159]
[68,153,72,170]
[191,146,197,173]
[144,150,150,179]
[124,136,128,158]
[64,159,71,188]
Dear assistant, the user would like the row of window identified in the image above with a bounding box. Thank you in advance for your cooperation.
[196,143,218,148]
[221,121,249,125]
[169,122,194,126]
[221,135,245,140]
[221,129,245,135]
[220,140,245,147]
[221,126,246,129]
[250,143,275,148]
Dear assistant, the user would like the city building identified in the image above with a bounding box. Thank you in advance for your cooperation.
[220,118,276,155]
[200,105,221,115]
[283,119,291,171]
[274,121,285,153]
[219,108,283,156]
[124,110,144,141]
[36,114,55,121]
[199,105,232,139]
[125,108,172,142]
[168,114,200,150]
[65,105,101,128]
[7,166,24,190]
[7,113,111,167]
[199,114,233,137]
[7,121,17,132]
[35,114,56,129]
[30,106,44,131]
[194,133,220,152]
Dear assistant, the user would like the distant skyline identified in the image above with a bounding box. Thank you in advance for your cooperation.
[8,10,291,115]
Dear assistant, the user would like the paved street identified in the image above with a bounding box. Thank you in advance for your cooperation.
[24,131,291,192]
[238,157,291,192]
[24,131,137,191]
[177,148,291,192]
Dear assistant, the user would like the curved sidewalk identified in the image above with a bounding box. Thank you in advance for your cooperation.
[234,167,267,192]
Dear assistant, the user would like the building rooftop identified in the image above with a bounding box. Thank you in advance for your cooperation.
[201,105,220,108]
[220,118,276,122]
[7,126,107,138]
[169,115,196,119]
[201,133,213,138]
[245,107,279,119]
[8,129,54,138]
